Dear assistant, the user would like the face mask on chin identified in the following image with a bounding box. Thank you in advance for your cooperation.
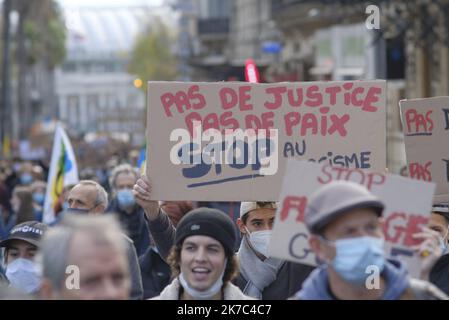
[66,206,96,215]
[179,258,227,300]
[322,236,386,286]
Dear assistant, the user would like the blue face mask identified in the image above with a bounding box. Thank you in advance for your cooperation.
[6,258,41,294]
[33,193,45,205]
[117,189,135,209]
[326,236,385,285]
[20,173,33,185]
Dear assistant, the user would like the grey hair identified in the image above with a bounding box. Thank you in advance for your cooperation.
[39,214,127,291]
[108,164,139,190]
[76,180,108,208]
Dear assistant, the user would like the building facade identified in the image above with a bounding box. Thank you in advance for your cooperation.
[55,6,151,146]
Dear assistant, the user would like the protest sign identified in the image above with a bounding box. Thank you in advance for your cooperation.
[147,81,386,200]
[270,160,435,277]
[400,96,449,203]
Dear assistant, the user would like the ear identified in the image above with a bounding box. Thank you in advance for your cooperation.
[309,234,327,261]
[310,234,336,264]
[39,278,55,300]
[236,218,247,234]
[94,205,106,214]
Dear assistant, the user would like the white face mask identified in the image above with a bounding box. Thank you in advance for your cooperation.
[6,258,41,294]
[245,227,272,258]
[179,258,227,300]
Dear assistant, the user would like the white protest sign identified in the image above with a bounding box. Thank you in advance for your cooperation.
[270,160,436,277]
[400,96,449,203]
[146,81,386,201]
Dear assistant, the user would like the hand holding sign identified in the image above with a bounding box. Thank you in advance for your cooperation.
[133,175,160,220]
[270,160,436,278]
[411,226,443,280]
[400,96,449,203]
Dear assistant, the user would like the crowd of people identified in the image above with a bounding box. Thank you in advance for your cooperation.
[0,156,448,300]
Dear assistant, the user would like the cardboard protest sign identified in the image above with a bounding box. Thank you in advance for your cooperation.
[400,96,449,203]
[270,160,436,277]
[147,81,386,200]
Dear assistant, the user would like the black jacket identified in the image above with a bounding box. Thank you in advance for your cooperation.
[139,247,171,299]
[107,198,150,257]
[430,253,449,295]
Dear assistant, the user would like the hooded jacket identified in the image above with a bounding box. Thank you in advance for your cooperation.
[293,259,447,300]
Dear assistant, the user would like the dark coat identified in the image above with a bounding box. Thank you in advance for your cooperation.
[107,198,150,257]
[430,253,449,295]
[138,247,171,299]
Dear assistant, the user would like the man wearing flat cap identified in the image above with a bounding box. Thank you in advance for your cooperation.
[292,180,447,300]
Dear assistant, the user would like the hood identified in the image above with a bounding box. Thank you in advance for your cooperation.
[296,259,409,300]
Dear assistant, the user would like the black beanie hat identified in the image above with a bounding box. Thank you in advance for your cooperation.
[175,207,237,254]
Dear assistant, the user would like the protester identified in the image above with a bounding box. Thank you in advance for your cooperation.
[152,208,253,300]
[138,201,193,299]
[0,186,15,242]
[39,215,131,300]
[53,184,75,218]
[66,180,108,215]
[65,180,144,299]
[159,201,195,227]
[138,240,171,299]
[30,181,46,222]
[197,201,241,225]
[11,186,35,225]
[0,221,47,295]
[133,176,314,299]
[107,164,150,256]
[293,180,448,300]
[17,162,34,186]
[234,202,314,299]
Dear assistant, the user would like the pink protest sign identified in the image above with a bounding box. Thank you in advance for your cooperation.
[400,96,449,203]
[147,81,386,201]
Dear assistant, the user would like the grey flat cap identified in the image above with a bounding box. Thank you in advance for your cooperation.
[305,180,385,234]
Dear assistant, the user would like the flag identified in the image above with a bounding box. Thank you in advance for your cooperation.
[137,144,146,174]
[43,124,79,224]
[244,58,260,83]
